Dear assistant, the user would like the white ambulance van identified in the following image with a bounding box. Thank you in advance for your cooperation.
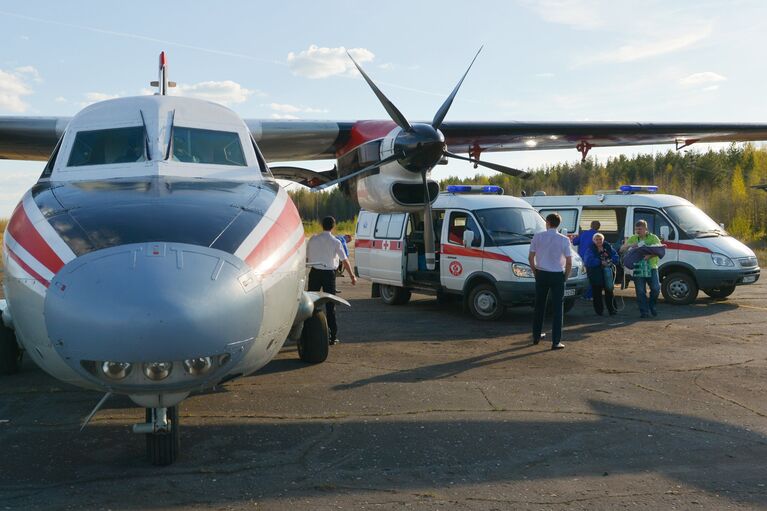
[524,185,761,305]
[354,185,589,320]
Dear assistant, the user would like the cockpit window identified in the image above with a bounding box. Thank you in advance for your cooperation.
[171,127,246,166]
[67,126,147,167]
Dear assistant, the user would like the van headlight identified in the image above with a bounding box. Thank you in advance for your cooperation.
[512,263,535,278]
[711,253,734,267]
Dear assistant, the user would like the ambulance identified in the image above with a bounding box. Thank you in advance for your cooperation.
[524,185,761,305]
[354,185,589,320]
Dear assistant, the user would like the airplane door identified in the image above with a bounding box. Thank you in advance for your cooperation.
[441,210,484,291]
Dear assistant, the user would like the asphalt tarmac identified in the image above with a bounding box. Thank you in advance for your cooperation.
[1,276,767,510]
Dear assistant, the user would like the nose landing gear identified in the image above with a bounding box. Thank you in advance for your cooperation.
[133,406,180,465]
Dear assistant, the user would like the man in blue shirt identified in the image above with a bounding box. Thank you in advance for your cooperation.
[572,221,600,300]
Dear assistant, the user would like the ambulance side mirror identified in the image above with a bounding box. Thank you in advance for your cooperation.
[462,230,475,248]
[660,225,670,241]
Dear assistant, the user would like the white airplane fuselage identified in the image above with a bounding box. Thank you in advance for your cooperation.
[1,95,306,408]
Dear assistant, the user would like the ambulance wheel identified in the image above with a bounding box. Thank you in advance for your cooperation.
[467,283,504,321]
[703,286,736,300]
[563,297,576,314]
[298,311,329,363]
[380,285,411,305]
[0,324,21,375]
[146,406,180,466]
[662,272,698,305]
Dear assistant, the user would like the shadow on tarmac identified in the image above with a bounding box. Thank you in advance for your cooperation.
[1,400,766,508]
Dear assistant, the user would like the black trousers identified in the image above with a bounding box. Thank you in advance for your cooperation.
[532,270,565,346]
[308,268,338,340]
[592,285,616,315]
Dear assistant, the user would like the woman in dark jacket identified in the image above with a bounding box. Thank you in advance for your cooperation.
[583,233,620,315]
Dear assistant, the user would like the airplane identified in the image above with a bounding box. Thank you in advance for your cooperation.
[2,50,767,466]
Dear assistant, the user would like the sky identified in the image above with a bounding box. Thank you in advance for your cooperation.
[1,0,767,217]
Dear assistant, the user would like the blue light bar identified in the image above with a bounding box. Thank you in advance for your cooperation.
[446,185,472,193]
[446,184,505,195]
[619,184,658,193]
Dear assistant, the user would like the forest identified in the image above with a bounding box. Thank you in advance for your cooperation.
[290,144,767,242]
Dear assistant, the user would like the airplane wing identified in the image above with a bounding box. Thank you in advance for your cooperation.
[4,116,767,163]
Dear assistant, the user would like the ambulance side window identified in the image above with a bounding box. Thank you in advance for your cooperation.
[539,208,577,234]
[374,214,392,238]
[634,208,676,240]
[447,211,481,247]
[386,213,406,239]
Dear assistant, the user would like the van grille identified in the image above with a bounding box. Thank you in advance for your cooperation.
[738,256,758,268]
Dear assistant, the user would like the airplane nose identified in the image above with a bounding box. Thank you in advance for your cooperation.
[44,242,263,382]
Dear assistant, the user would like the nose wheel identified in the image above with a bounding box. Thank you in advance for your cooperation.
[135,406,180,466]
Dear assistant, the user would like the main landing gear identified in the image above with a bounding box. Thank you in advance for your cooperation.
[133,406,180,466]
[0,322,21,375]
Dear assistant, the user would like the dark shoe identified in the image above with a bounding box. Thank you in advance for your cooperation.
[595,311,604,316]
[650,309,658,317]
[551,343,565,350]
[608,310,617,316]
[329,338,340,345]
[533,332,546,345]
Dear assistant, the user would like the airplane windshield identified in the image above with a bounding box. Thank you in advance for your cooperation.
[171,127,246,166]
[475,207,546,245]
[67,126,147,167]
[664,205,727,237]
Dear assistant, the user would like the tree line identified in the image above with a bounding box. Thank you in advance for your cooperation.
[289,144,767,241]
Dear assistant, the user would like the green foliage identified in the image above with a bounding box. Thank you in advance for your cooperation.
[302,218,356,236]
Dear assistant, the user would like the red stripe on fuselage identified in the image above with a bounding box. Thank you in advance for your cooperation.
[7,201,65,274]
[336,120,397,158]
[244,199,302,269]
[441,244,514,262]
[259,233,305,276]
[7,247,50,288]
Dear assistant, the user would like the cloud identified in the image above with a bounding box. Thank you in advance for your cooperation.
[519,0,609,30]
[14,66,42,83]
[174,80,258,105]
[80,92,120,107]
[679,71,727,86]
[268,102,328,115]
[0,68,35,113]
[54,96,67,103]
[575,26,711,66]
[270,113,299,120]
[287,45,375,79]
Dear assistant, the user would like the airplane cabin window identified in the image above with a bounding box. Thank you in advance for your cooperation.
[67,126,147,167]
[172,127,246,166]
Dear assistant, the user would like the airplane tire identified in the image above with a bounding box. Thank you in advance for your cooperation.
[703,286,736,300]
[0,324,20,375]
[380,285,411,305]
[298,311,329,364]
[146,406,180,466]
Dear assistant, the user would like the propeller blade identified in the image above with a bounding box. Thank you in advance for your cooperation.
[422,171,436,271]
[347,52,412,132]
[431,46,483,130]
[311,152,402,192]
[444,150,531,179]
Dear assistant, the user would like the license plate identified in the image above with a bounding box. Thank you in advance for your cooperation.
[564,288,576,297]
[743,276,756,283]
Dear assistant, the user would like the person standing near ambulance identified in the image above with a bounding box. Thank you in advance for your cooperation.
[528,213,573,350]
[307,216,356,344]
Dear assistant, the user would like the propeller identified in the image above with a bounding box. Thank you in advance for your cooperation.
[346,48,528,270]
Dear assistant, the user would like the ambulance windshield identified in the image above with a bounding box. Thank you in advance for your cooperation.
[476,207,546,246]
[664,205,726,238]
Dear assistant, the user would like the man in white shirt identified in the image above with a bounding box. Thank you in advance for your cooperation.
[306,216,357,344]
[528,213,573,350]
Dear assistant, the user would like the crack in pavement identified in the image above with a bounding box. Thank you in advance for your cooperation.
[693,373,767,419]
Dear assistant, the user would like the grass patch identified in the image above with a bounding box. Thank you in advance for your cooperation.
[303,217,356,236]
[755,248,767,268]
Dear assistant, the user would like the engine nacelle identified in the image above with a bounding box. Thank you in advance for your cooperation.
[339,127,439,214]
